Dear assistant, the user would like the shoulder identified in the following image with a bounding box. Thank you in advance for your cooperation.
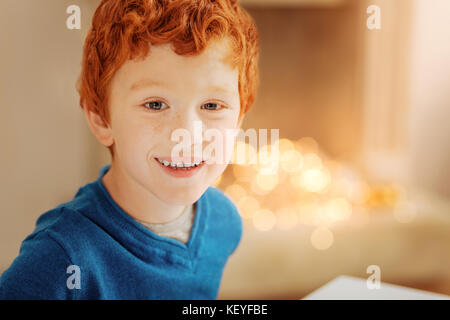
[28,181,106,256]
[202,186,243,255]
[0,228,76,299]
[28,205,92,252]
[0,199,100,299]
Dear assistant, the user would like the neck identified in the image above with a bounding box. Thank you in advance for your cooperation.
[101,162,186,224]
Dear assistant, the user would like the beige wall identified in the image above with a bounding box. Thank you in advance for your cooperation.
[0,0,104,271]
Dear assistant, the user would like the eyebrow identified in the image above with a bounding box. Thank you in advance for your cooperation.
[129,78,234,94]
[129,79,168,91]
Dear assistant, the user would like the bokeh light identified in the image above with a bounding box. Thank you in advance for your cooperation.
[280,149,303,173]
[302,153,323,170]
[223,137,407,251]
[322,198,352,222]
[225,183,247,202]
[295,168,330,193]
[310,227,334,250]
[296,199,322,226]
[255,172,279,192]
[252,209,277,231]
[237,195,260,220]
[296,137,318,154]
[276,207,298,230]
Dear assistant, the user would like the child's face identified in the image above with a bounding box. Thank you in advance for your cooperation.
[106,38,241,205]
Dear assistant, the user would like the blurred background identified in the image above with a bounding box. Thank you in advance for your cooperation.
[0,0,449,299]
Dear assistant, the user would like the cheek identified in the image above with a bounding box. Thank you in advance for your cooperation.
[112,115,166,159]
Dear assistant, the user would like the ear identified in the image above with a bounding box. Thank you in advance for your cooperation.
[82,104,114,147]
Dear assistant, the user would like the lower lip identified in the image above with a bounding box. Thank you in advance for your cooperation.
[154,158,205,178]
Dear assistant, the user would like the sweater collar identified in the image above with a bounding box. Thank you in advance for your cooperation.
[84,164,207,269]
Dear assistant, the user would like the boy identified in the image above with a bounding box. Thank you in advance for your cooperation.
[0,0,259,299]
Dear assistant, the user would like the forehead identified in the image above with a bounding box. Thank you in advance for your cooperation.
[112,38,238,93]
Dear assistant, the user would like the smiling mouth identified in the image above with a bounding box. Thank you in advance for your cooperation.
[154,157,206,170]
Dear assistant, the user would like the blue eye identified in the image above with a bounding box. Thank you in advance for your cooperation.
[202,103,223,111]
[143,101,168,111]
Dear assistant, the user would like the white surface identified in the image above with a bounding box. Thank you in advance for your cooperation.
[303,275,450,300]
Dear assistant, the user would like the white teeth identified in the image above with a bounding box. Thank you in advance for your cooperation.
[183,160,200,167]
[157,158,203,169]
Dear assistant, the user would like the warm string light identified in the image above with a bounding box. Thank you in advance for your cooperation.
[217,137,411,250]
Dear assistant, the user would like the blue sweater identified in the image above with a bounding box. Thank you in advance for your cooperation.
[0,164,242,299]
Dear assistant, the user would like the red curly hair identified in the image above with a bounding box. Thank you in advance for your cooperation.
[76,0,259,157]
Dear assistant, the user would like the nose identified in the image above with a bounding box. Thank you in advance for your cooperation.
[169,109,204,160]
[172,109,202,135]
